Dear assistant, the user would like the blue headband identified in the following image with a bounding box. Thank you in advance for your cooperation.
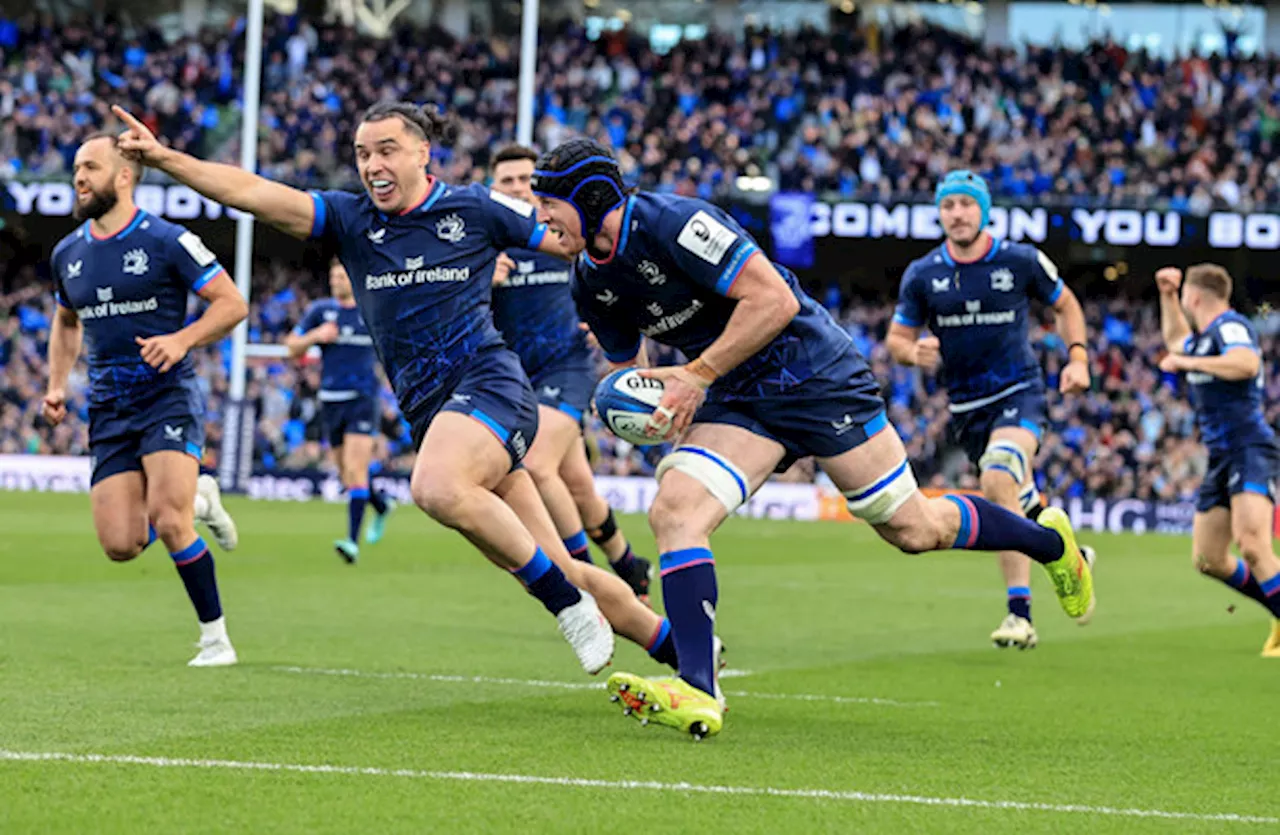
[935,170,991,229]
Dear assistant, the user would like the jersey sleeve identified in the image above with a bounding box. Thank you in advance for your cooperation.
[293,301,323,336]
[1218,319,1260,353]
[307,189,360,244]
[892,265,927,328]
[1027,248,1066,305]
[168,228,228,293]
[572,271,642,364]
[662,204,760,296]
[49,234,79,309]
[52,276,70,309]
[49,246,72,310]
[479,186,546,250]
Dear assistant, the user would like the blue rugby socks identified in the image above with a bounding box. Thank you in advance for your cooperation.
[170,537,222,623]
[511,547,582,615]
[943,495,1065,564]
[563,530,593,564]
[646,618,679,670]
[348,486,369,542]
[659,548,718,697]
[1007,586,1032,622]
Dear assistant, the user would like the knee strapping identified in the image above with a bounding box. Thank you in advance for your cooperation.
[1018,482,1042,516]
[843,458,918,524]
[588,507,619,544]
[979,440,1029,487]
[656,446,750,513]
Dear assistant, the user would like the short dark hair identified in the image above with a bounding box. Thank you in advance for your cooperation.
[1185,263,1233,301]
[359,101,458,145]
[82,130,143,185]
[491,145,538,169]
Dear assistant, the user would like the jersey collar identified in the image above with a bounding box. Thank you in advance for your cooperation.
[586,195,636,266]
[941,234,999,267]
[83,207,146,243]
[386,176,443,219]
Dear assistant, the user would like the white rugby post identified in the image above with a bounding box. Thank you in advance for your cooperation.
[516,0,539,146]
[240,0,541,366]
[229,0,267,387]
[218,0,266,491]
[231,0,544,375]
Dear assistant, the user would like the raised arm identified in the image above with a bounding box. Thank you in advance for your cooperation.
[113,106,316,240]
[1155,267,1193,354]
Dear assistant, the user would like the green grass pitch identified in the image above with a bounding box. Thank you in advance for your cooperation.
[0,491,1277,833]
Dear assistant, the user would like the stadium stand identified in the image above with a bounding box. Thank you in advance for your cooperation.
[5,256,1279,502]
[4,10,1280,502]
[4,13,1280,209]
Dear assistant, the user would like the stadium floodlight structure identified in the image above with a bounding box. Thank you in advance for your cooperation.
[224,0,541,487]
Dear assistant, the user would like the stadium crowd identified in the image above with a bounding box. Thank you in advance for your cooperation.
[4,254,1278,504]
[4,12,1280,210]
[5,10,1280,501]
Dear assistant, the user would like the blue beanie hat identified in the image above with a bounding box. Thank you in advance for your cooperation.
[935,170,991,229]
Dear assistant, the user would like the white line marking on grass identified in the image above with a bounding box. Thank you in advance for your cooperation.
[268,665,938,708]
[1,749,1273,825]
[271,665,601,690]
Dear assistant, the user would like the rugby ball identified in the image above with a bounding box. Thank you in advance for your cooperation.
[593,368,667,446]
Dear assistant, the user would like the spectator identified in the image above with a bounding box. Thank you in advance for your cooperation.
[6,13,1280,210]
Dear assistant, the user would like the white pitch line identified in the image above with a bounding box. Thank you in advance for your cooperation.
[268,665,938,708]
[0,749,1273,825]
[271,665,600,691]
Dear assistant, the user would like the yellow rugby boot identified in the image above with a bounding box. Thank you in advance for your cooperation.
[1261,620,1280,658]
[1037,507,1096,624]
[606,672,722,740]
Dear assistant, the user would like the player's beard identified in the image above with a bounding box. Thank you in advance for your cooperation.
[73,187,118,221]
[946,228,981,249]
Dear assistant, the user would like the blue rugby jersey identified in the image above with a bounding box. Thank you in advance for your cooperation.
[1182,310,1274,452]
[491,247,590,376]
[309,179,545,414]
[894,238,1064,411]
[293,298,379,400]
[572,192,860,398]
[50,209,226,406]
